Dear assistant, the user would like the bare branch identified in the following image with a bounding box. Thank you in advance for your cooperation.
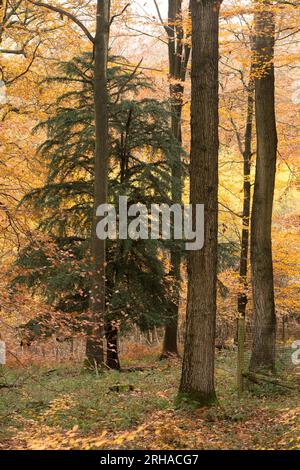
[27,0,94,43]
[110,3,130,26]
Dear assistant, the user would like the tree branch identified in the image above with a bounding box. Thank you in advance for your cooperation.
[28,0,94,43]
[110,3,130,26]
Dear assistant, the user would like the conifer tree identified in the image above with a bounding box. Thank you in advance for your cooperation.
[14,53,180,369]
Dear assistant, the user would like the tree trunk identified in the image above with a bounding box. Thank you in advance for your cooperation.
[237,69,254,322]
[106,323,121,370]
[161,0,191,358]
[86,0,110,368]
[281,316,286,344]
[249,1,277,373]
[179,0,221,406]
[162,302,179,357]
[236,65,254,395]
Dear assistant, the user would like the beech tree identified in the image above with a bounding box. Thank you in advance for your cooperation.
[250,0,278,373]
[179,0,222,406]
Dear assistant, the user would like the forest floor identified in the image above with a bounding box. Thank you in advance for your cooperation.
[0,348,299,450]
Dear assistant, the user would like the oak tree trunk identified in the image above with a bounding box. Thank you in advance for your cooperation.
[249,1,277,373]
[179,0,221,406]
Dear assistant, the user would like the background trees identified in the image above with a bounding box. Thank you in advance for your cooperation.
[0,0,299,420]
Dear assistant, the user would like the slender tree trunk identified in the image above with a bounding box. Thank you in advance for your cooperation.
[86,0,110,367]
[161,0,191,358]
[236,66,255,328]
[249,1,277,373]
[162,302,179,356]
[281,316,286,344]
[236,66,254,394]
[106,323,121,370]
[179,0,221,406]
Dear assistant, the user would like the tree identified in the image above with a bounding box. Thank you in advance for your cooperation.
[26,0,112,368]
[86,0,110,368]
[236,61,255,318]
[14,53,179,369]
[178,0,222,406]
[153,0,191,358]
[235,61,255,394]
[249,0,278,373]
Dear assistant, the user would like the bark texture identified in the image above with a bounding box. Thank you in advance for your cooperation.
[86,0,110,367]
[250,1,277,373]
[179,0,221,406]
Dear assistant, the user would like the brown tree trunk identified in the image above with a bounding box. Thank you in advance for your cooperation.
[281,316,286,344]
[179,0,221,406]
[249,1,277,373]
[237,66,255,325]
[161,0,191,359]
[86,0,110,368]
[236,67,254,394]
[162,303,179,357]
[106,323,121,370]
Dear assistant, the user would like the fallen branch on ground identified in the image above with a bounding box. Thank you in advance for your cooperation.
[243,371,299,391]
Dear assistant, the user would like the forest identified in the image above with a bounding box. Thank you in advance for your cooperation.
[0,0,299,455]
